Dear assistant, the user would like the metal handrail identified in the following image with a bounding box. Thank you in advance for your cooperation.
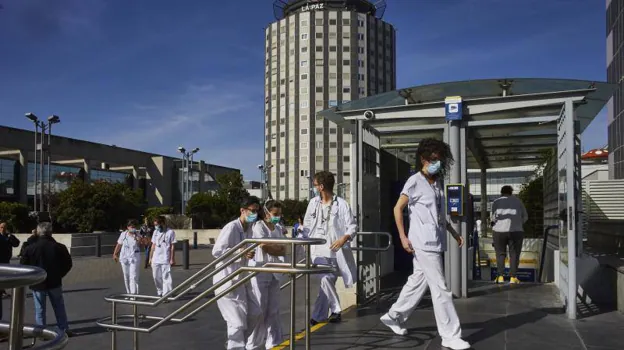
[0,264,69,350]
[97,237,330,350]
[351,231,393,252]
[103,237,326,306]
[0,323,68,350]
[351,232,393,306]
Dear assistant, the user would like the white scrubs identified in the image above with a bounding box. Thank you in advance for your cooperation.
[386,172,463,341]
[117,231,141,295]
[213,219,262,350]
[302,195,358,323]
[246,221,285,350]
[151,228,176,296]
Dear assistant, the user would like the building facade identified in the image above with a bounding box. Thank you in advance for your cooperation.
[265,0,396,199]
[607,0,624,179]
[0,125,239,211]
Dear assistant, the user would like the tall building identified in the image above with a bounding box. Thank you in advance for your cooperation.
[607,0,624,178]
[264,0,396,200]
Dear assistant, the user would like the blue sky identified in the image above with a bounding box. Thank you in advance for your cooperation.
[0,0,608,180]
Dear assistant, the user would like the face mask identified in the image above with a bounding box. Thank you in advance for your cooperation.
[427,160,442,175]
[312,188,320,197]
[246,213,258,223]
[270,216,281,224]
[155,225,162,231]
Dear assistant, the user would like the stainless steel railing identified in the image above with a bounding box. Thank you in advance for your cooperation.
[0,264,69,350]
[96,237,332,350]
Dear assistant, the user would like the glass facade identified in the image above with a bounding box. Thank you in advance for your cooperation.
[27,163,82,195]
[607,0,624,178]
[90,169,131,184]
[0,158,16,198]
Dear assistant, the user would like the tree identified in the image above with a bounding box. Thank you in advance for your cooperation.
[186,192,227,228]
[0,202,35,232]
[53,180,146,232]
[518,175,544,238]
[215,172,250,222]
[280,199,309,225]
[144,206,174,222]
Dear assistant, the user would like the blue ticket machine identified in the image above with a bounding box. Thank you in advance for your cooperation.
[445,184,465,217]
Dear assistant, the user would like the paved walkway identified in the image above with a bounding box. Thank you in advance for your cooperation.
[2,250,624,349]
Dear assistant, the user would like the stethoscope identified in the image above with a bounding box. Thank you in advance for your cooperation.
[310,195,339,226]
[122,231,140,253]
[156,229,168,248]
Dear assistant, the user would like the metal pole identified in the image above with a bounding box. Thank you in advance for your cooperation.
[188,153,193,203]
[33,123,38,212]
[47,122,52,213]
[39,124,45,213]
[448,120,461,298]
[180,157,184,214]
[289,242,296,349]
[182,239,190,270]
[133,304,139,350]
[8,286,25,350]
[111,302,117,350]
[460,125,468,298]
[305,244,311,350]
[260,169,264,201]
[375,234,381,306]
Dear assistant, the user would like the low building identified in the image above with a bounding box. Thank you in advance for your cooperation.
[0,125,239,210]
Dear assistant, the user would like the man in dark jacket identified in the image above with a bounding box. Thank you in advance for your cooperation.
[20,222,73,337]
[0,221,21,298]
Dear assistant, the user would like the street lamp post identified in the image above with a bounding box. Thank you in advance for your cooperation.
[178,146,199,215]
[25,113,60,214]
[257,164,273,201]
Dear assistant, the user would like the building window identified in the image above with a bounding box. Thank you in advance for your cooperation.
[329,86,337,93]
[280,159,285,164]
[301,20,308,27]
[316,141,323,149]
[329,32,337,39]
[344,172,350,177]
[301,33,308,40]
[280,172,285,178]
[300,101,309,108]
[343,73,350,80]
[271,146,277,152]
[315,100,324,107]
[342,19,351,26]
[315,19,323,26]
[315,33,323,39]
[358,20,364,27]
[316,156,323,162]
[301,47,308,53]
[358,47,365,54]
[329,142,337,148]
[343,87,351,93]
[316,128,323,134]
[280,185,285,191]
[316,46,323,52]
[316,86,323,93]
[301,73,308,80]
[329,59,337,65]
[343,46,350,52]
[329,72,337,79]
[301,128,308,135]
[301,156,308,163]
[301,60,308,67]
[343,142,350,148]
[343,59,350,65]
[329,46,337,52]
[300,87,308,94]
[271,133,277,139]
[301,142,308,149]
[342,32,350,39]
[329,128,337,134]
[329,19,337,25]
[301,114,308,121]
[315,59,324,66]
[280,131,285,137]
[329,100,338,107]
[344,156,350,162]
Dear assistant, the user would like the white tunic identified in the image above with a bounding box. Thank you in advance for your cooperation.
[212,219,253,294]
[402,172,447,252]
[117,231,141,262]
[249,221,285,281]
[151,228,176,264]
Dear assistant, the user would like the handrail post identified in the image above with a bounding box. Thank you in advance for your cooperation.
[305,244,311,350]
[96,234,102,258]
[8,286,25,350]
[289,242,297,350]
[111,302,117,350]
[193,231,198,249]
[132,305,139,350]
[375,233,381,306]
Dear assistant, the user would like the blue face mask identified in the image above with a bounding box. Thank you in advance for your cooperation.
[246,213,258,223]
[312,188,320,197]
[270,216,281,224]
[155,225,162,231]
[427,160,442,175]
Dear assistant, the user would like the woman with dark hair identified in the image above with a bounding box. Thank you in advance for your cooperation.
[113,219,147,296]
[246,200,287,349]
[379,138,470,350]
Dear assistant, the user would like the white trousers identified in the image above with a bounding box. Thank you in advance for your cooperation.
[120,254,140,294]
[216,283,262,350]
[312,257,341,322]
[246,275,283,349]
[152,263,173,296]
[387,249,462,341]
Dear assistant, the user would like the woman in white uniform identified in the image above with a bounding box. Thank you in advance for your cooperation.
[149,216,176,297]
[213,196,262,350]
[246,200,286,350]
[302,171,357,325]
[113,219,147,295]
[379,138,470,350]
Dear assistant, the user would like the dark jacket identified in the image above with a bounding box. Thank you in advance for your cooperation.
[20,236,72,291]
[0,233,20,263]
[18,234,39,258]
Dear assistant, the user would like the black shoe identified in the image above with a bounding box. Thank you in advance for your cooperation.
[310,319,319,326]
[328,313,341,323]
[65,330,75,338]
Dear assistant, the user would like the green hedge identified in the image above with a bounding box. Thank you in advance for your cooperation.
[0,202,35,233]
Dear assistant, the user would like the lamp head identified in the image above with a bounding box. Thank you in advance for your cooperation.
[25,113,38,122]
[177,147,185,153]
[48,115,60,124]
[192,147,199,153]
[257,164,264,170]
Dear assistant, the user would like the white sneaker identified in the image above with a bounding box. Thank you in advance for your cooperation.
[441,338,471,350]
[380,313,407,335]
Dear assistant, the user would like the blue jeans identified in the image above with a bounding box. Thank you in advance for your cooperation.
[32,287,69,331]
